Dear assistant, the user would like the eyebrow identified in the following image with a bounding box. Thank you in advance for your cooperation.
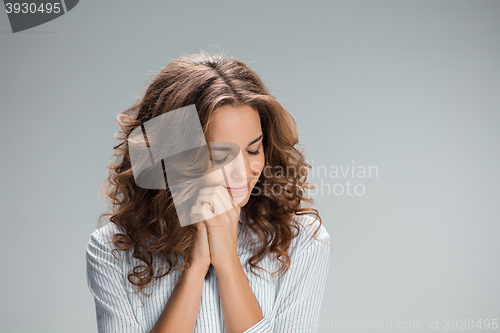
[211,134,263,151]
[248,134,264,146]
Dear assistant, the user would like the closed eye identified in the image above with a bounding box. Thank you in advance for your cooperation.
[247,142,262,156]
[214,155,229,165]
[247,149,260,155]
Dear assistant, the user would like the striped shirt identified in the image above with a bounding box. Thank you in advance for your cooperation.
[86,212,331,333]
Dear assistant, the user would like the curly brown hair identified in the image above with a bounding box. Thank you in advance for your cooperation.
[98,51,325,297]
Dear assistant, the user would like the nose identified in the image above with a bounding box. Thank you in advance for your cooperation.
[228,150,250,183]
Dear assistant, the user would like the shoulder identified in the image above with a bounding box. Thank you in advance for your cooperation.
[289,213,330,257]
[86,221,127,255]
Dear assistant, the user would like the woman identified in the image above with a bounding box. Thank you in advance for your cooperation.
[86,52,331,333]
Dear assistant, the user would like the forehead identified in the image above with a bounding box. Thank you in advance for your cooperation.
[209,105,262,144]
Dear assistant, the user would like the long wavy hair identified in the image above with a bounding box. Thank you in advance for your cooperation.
[98,51,325,297]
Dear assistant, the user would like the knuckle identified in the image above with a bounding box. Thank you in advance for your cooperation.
[216,185,226,196]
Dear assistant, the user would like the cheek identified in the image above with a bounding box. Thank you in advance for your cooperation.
[199,168,225,187]
[250,155,265,175]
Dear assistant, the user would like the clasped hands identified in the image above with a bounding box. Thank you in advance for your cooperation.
[189,185,241,271]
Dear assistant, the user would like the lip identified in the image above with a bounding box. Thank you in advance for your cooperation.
[225,182,250,195]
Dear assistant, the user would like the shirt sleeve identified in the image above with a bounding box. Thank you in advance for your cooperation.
[86,226,145,333]
[242,216,331,333]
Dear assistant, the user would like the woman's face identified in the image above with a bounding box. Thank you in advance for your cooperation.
[200,104,265,207]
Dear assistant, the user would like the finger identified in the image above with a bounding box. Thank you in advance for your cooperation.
[195,220,208,235]
[211,188,234,215]
[190,203,215,222]
[198,186,220,194]
[197,186,234,213]
[195,220,207,230]
[190,201,204,217]
[215,185,237,210]
[190,203,215,225]
[225,202,240,222]
[214,185,240,218]
[198,184,233,198]
[192,193,219,212]
[193,190,231,212]
[208,191,239,226]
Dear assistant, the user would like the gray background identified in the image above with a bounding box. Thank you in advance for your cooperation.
[1,1,499,332]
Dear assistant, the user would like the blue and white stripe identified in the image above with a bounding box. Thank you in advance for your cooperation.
[86,212,331,333]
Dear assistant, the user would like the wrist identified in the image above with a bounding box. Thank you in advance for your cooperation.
[186,260,210,277]
[212,254,241,274]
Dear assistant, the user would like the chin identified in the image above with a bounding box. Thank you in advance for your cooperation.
[237,199,249,208]
[232,192,247,206]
